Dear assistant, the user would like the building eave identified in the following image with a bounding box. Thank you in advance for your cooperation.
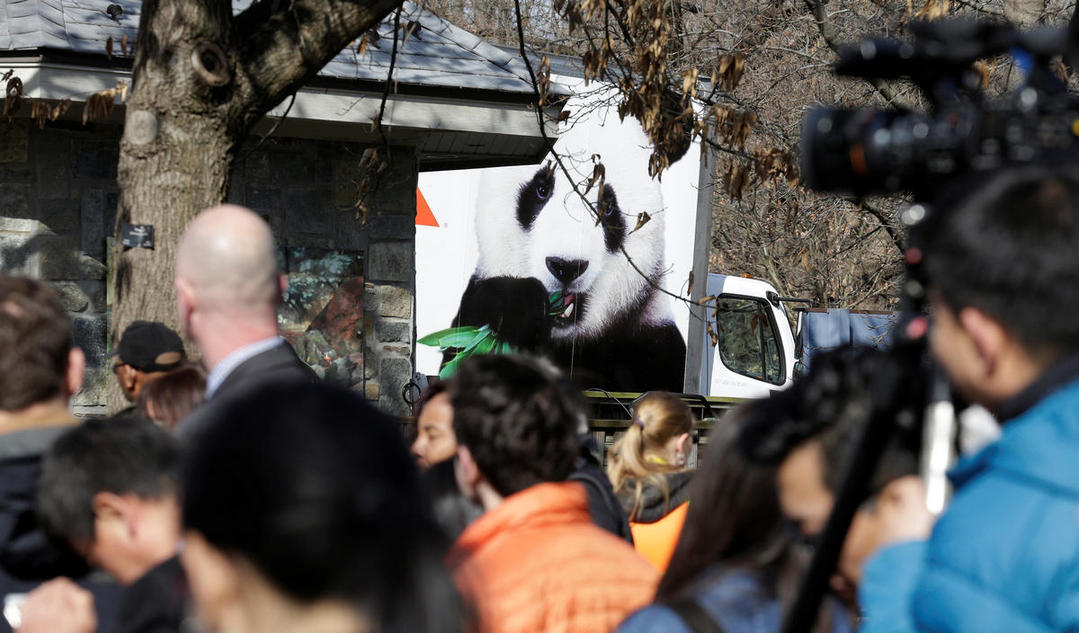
[1,53,563,167]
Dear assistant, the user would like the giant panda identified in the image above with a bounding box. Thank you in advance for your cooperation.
[446,105,688,393]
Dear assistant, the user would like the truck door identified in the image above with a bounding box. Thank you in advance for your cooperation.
[700,275,796,399]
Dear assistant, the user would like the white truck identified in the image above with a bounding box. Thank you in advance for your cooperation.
[693,273,896,401]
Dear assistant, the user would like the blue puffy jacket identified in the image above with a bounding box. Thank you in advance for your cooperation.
[859,377,1079,633]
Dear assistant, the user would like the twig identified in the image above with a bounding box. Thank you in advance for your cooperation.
[376,7,402,151]
[237,91,296,161]
[847,198,906,254]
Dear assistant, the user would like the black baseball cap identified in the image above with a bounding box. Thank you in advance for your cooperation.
[112,321,186,372]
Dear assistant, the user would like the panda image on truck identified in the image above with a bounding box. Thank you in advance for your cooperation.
[445,110,688,392]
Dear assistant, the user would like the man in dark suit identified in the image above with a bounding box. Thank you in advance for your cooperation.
[174,204,315,438]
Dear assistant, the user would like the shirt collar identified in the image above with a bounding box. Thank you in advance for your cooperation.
[205,337,285,399]
[994,351,1079,422]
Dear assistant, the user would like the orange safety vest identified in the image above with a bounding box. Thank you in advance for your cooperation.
[629,500,689,572]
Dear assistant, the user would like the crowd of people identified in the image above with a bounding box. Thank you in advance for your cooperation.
[1,165,1078,633]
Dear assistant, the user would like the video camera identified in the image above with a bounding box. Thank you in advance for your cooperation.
[801,18,1079,197]
[783,14,1079,633]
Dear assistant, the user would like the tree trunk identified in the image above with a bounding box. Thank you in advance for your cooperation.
[109,0,401,410]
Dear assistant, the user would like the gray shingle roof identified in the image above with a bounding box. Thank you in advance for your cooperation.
[1,0,569,96]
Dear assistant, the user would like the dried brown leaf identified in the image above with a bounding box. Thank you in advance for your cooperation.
[1052,59,1070,84]
[914,0,950,20]
[31,100,49,129]
[4,76,24,122]
[585,162,606,194]
[632,211,651,233]
[972,60,991,90]
[82,88,117,124]
[681,68,699,101]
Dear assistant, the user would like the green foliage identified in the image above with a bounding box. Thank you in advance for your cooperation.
[419,291,567,378]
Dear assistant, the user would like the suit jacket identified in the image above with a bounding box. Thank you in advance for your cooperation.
[177,342,317,440]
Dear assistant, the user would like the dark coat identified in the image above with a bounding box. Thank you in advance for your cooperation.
[617,471,693,523]
[177,342,317,440]
[117,556,189,633]
[0,424,122,633]
[0,426,86,586]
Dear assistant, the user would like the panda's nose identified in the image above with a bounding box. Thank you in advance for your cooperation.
[546,257,589,285]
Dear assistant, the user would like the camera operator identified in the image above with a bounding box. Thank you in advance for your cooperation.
[740,348,930,610]
[855,167,1079,633]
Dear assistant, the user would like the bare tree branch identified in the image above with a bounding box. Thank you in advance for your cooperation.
[802,0,918,110]
[232,0,402,128]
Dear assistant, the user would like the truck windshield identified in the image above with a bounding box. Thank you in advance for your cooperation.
[715,296,784,385]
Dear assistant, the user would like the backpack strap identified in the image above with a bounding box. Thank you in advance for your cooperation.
[665,598,726,633]
[568,465,634,544]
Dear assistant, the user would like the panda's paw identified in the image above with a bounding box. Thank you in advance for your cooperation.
[466,276,552,350]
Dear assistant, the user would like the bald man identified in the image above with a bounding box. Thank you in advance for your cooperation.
[174,205,315,437]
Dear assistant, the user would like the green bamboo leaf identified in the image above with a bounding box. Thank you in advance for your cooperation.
[547,291,564,315]
[418,326,482,348]
[460,329,491,355]
[439,353,465,379]
[474,334,497,355]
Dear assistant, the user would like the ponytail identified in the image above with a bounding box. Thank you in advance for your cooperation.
[606,392,695,520]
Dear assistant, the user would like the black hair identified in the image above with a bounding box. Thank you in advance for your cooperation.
[739,347,920,495]
[37,415,179,545]
[181,382,462,633]
[447,354,582,497]
[661,403,845,633]
[920,166,1079,356]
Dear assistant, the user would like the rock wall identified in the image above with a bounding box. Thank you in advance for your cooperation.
[0,121,417,417]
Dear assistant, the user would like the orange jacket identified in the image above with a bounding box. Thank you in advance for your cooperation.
[450,481,658,633]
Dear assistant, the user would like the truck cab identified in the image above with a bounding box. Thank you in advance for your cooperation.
[696,274,797,400]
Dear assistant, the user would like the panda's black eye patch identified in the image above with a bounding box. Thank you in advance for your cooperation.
[597,184,626,253]
[516,165,555,230]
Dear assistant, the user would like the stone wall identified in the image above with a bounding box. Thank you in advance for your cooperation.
[0,121,417,417]
[0,122,118,417]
